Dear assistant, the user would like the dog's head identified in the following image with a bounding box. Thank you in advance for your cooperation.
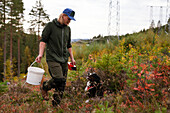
[87,72,100,83]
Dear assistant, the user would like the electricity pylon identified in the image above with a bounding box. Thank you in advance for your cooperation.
[108,0,120,40]
[165,0,170,23]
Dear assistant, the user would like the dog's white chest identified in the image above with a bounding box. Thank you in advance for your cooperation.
[85,81,91,91]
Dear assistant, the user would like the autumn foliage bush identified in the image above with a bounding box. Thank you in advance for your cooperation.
[0,30,169,112]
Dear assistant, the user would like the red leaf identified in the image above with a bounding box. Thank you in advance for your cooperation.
[156,73,162,76]
[138,73,141,77]
[155,94,159,97]
[133,88,138,90]
[145,71,149,74]
[150,74,155,77]
[140,70,144,74]
[145,86,149,89]
[150,89,155,91]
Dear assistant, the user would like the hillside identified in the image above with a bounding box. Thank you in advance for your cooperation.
[74,23,170,44]
[0,24,170,112]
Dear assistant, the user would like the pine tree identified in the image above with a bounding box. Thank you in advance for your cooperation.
[28,0,50,41]
[14,0,24,77]
[0,0,10,80]
[8,0,15,77]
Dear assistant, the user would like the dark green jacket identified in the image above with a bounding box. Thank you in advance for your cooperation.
[40,18,72,63]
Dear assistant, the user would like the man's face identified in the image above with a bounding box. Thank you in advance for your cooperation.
[63,15,71,25]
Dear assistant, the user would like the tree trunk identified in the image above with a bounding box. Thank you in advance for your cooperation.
[18,36,20,77]
[10,18,13,76]
[3,0,6,80]
[3,27,6,80]
[38,12,40,41]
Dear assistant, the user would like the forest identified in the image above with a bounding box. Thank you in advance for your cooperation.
[0,0,170,112]
[0,0,49,81]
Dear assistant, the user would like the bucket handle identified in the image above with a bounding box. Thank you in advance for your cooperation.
[30,61,44,69]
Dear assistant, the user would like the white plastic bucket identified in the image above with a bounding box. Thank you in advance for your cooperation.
[26,61,45,85]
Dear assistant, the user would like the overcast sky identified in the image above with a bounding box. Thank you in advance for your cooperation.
[23,0,169,39]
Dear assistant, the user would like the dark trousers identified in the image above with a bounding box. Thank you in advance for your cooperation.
[43,61,68,105]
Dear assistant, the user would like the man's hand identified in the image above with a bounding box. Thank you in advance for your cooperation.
[35,55,43,63]
[68,47,76,65]
[71,58,76,66]
[36,42,46,63]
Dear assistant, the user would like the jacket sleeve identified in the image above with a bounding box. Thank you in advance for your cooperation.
[40,22,52,43]
[67,27,72,48]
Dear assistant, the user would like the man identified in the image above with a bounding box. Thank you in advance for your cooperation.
[35,8,76,106]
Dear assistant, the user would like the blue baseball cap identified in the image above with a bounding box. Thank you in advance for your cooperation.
[63,8,76,21]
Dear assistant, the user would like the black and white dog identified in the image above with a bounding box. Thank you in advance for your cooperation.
[85,72,104,98]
